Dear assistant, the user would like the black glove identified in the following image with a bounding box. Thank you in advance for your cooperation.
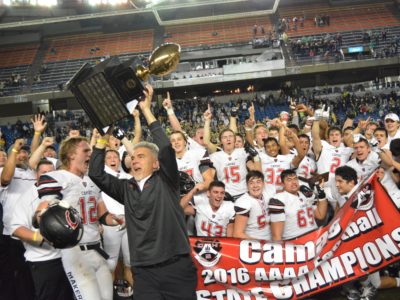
[316,184,326,199]
[346,110,357,119]
[231,107,238,118]
[300,185,314,198]
[244,142,258,157]
[112,126,125,140]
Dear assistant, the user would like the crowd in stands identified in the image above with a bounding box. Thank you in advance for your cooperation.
[277,14,330,34]
[0,73,27,96]
[289,32,344,61]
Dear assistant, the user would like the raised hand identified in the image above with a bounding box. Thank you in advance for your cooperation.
[41,137,54,147]
[132,109,140,118]
[162,92,173,110]
[12,138,24,152]
[139,83,153,111]
[203,104,212,121]
[31,114,47,133]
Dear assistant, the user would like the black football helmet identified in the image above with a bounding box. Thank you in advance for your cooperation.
[39,200,83,249]
[179,171,196,196]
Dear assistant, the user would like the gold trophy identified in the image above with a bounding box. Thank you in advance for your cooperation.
[67,43,180,134]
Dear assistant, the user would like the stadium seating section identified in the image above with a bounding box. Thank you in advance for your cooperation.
[0,43,39,68]
[44,29,154,62]
[164,16,273,48]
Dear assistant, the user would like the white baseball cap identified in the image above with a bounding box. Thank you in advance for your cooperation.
[385,113,399,122]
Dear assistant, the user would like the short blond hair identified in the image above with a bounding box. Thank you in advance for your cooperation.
[59,136,88,169]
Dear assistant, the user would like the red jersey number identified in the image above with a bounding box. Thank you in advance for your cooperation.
[224,166,240,183]
[297,207,314,228]
[79,196,97,224]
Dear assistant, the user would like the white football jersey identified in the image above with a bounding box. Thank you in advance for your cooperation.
[297,155,317,179]
[269,191,317,240]
[37,170,102,244]
[187,137,206,151]
[317,140,353,175]
[347,152,380,181]
[210,148,248,197]
[259,152,294,192]
[10,184,61,262]
[176,149,210,183]
[102,165,131,216]
[234,192,271,240]
[0,167,36,235]
[380,170,400,208]
[193,198,235,237]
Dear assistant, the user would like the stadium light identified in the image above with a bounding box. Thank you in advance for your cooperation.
[37,0,57,6]
[88,0,127,5]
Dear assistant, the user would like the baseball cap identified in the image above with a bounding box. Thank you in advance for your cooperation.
[384,113,399,122]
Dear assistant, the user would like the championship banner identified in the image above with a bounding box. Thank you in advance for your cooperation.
[189,173,400,299]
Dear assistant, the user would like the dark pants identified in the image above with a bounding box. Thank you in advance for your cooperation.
[0,235,35,300]
[132,254,198,300]
[28,258,73,300]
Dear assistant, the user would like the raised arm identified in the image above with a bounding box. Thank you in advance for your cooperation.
[1,139,23,186]
[140,84,179,188]
[162,91,183,132]
[288,130,306,168]
[131,109,142,146]
[311,120,322,159]
[29,137,54,170]
[203,105,218,154]
[89,128,101,149]
[229,107,239,133]
[31,114,47,153]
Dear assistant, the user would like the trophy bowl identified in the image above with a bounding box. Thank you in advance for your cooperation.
[136,43,181,81]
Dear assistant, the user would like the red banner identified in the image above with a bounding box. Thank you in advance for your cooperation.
[189,173,400,299]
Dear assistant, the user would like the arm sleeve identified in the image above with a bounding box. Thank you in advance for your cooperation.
[268,198,286,222]
[88,148,125,204]
[37,175,63,200]
[150,121,180,190]
[234,197,251,217]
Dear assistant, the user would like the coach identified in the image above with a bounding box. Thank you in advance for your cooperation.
[89,84,197,300]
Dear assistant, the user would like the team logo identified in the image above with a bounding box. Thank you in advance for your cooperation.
[65,210,79,230]
[193,239,222,267]
[354,183,374,211]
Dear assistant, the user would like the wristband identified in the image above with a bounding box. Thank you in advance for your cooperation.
[304,125,311,129]
[166,108,174,116]
[253,156,260,162]
[33,231,38,241]
[245,127,252,132]
[12,148,19,154]
[96,139,108,145]
[34,131,41,136]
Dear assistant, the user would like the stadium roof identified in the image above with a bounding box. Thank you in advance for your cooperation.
[0,0,279,29]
